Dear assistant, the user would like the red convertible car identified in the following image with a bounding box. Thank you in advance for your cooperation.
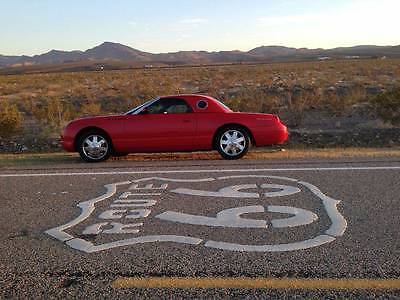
[61,94,288,162]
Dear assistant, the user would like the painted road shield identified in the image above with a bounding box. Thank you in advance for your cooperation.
[45,175,347,253]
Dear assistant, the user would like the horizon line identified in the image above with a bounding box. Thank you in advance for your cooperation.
[1,41,399,57]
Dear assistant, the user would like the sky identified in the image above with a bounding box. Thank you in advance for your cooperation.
[1,0,399,56]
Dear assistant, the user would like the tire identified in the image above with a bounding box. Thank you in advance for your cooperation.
[216,126,250,159]
[77,130,112,163]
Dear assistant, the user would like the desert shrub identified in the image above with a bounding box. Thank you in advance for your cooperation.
[324,86,366,116]
[1,58,400,138]
[33,97,76,131]
[223,87,280,113]
[283,88,321,126]
[81,101,102,116]
[368,88,400,125]
[21,97,35,116]
[0,101,23,138]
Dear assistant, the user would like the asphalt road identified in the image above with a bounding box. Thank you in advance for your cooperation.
[1,157,400,298]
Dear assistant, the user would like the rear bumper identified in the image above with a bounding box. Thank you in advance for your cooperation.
[275,124,288,144]
[253,123,288,146]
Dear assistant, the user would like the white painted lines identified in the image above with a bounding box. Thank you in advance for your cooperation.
[172,184,261,198]
[156,206,268,228]
[156,205,318,229]
[45,181,129,242]
[1,166,400,177]
[45,175,349,253]
[172,183,301,198]
[268,206,318,228]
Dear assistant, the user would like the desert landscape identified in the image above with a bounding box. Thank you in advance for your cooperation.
[3,1,400,298]
[0,55,399,152]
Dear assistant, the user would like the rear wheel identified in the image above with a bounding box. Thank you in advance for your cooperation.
[77,130,112,162]
[216,127,250,159]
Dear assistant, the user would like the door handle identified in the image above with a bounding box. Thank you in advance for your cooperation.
[183,119,191,123]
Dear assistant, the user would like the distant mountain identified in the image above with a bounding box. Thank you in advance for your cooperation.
[1,42,399,70]
[32,50,85,64]
[153,51,212,63]
[0,55,23,66]
[249,46,299,57]
[152,49,255,63]
[84,42,152,61]
[325,45,400,56]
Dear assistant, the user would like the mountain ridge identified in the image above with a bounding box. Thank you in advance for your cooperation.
[1,42,399,68]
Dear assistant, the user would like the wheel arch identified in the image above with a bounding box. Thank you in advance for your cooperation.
[74,126,114,152]
[212,123,255,149]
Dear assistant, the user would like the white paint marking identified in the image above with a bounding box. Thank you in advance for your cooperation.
[172,184,259,198]
[111,200,157,207]
[45,181,130,242]
[157,204,318,229]
[99,208,151,220]
[217,175,299,182]
[82,222,108,235]
[298,181,347,237]
[205,235,336,252]
[261,184,301,197]
[102,222,143,234]
[172,183,300,198]
[156,206,267,228]
[126,209,152,219]
[119,192,155,199]
[2,166,400,178]
[98,209,127,219]
[129,183,168,190]
[66,235,203,253]
[45,174,348,253]
[82,222,143,234]
[114,199,155,203]
[121,193,162,196]
[268,206,318,228]
[130,177,214,184]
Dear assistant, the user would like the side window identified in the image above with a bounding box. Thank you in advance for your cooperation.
[144,98,192,114]
[146,101,164,114]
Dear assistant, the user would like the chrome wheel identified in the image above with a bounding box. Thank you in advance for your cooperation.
[82,134,108,160]
[219,129,246,156]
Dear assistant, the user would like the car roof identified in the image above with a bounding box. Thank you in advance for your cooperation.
[158,94,231,113]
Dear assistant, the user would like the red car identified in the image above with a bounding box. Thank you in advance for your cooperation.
[61,94,288,162]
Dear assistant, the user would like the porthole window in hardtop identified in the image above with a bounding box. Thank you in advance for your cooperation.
[145,98,193,114]
[197,99,208,109]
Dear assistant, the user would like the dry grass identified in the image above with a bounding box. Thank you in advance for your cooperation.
[1,58,400,139]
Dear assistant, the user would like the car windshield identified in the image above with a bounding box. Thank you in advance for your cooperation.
[124,98,157,115]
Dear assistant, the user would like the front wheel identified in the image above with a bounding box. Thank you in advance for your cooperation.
[216,127,250,159]
[78,130,112,162]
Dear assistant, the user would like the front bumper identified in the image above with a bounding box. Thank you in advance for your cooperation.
[60,135,75,152]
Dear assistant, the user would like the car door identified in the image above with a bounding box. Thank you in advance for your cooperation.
[122,98,197,152]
